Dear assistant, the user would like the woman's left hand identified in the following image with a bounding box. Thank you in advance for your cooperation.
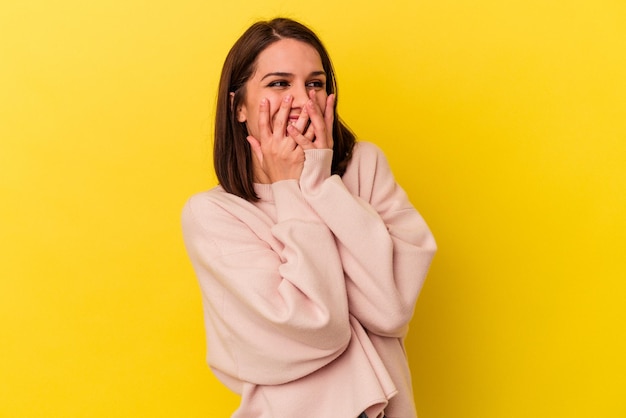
[287,91,335,151]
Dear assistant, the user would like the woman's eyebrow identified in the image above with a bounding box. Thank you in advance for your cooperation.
[260,71,326,81]
[261,72,292,81]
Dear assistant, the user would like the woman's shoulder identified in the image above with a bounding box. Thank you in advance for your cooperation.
[346,140,392,174]
[349,141,390,167]
[352,140,383,157]
[182,186,251,226]
[183,184,272,234]
[184,185,228,211]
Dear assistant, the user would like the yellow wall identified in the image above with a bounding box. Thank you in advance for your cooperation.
[1,1,624,417]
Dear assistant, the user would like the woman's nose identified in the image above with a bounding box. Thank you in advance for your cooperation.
[291,85,310,108]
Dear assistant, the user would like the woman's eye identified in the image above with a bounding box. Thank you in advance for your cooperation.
[268,80,289,88]
[306,80,325,89]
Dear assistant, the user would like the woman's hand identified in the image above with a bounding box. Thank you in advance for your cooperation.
[287,91,335,151]
[246,95,305,183]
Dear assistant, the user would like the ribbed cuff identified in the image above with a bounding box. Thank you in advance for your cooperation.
[301,149,333,194]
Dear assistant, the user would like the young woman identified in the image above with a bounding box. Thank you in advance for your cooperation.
[182,17,436,418]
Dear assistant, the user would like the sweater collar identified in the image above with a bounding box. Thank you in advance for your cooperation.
[253,183,273,202]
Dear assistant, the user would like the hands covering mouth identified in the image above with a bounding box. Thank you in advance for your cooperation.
[245,91,335,183]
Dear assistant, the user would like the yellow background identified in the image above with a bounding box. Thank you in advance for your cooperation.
[1,0,625,417]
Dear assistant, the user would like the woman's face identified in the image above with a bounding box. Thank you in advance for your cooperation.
[236,38,329,139]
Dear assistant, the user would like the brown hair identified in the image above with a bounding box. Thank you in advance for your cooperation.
[214,17,356,202]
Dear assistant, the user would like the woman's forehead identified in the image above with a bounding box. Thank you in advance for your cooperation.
[254,39,323,74]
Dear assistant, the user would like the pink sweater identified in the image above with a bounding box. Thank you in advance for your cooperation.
[182,142,436,418]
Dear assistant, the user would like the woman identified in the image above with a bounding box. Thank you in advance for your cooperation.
[182,17,436,418]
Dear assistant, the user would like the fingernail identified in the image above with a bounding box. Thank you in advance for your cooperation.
[283,95,292,103]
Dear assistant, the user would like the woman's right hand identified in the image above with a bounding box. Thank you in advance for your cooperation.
[246,95,307,183]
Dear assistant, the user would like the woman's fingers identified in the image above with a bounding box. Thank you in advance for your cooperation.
[257,98,272,139]
[271,95,293,138]
[291,104,309,134]
[257,95,293,141]
[251,94,304,182]
[304,92,334,150]
[324,94,335,138]
[287,123,314,149]
[288,105,316,149]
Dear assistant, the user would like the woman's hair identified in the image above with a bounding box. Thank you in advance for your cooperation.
[214,17,356,202]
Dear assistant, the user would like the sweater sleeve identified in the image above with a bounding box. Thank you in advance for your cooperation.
[300,142,437,338]
[181,181,350,387]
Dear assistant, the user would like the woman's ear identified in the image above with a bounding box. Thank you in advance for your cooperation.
[230,92,247,123]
